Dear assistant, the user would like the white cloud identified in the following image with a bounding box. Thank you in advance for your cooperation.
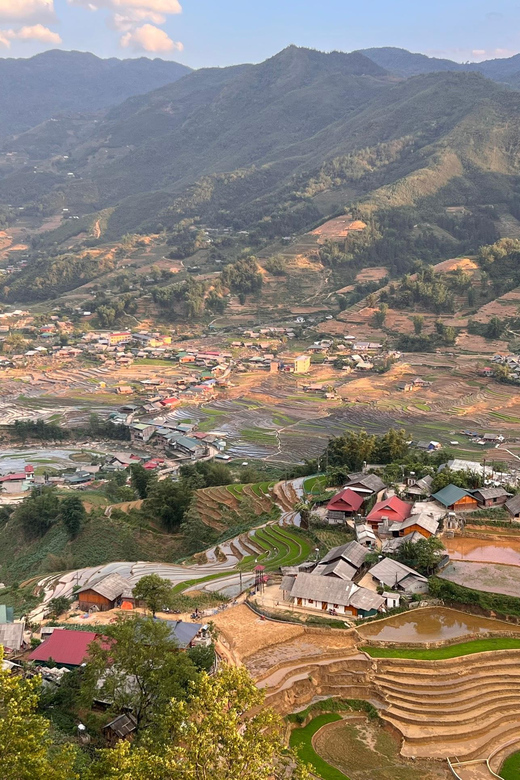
[120,22,182,52]
[112,9,166,32]
[0,0,55,24]
[471,47,517,61]
[69,0,182,14]
[0,23,61,47]
[15,24,61,42]
[68,0,184,56]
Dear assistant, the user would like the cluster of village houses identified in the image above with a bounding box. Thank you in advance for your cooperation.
[0,318,399,382]
[0,570,212,741]
[278,463,520,619]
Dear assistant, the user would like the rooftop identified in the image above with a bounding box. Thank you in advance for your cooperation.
[28,629,99,666]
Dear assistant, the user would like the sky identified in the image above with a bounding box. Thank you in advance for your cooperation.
[0,0,519,67]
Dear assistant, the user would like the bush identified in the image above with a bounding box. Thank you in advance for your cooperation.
[429,576,520,618]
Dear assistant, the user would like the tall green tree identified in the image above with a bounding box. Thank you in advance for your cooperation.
[132,574,174,617]
[60,494,87,539]
[129,463,156,499]
[0,649,78,780]
[326,430,377,471]
[87,665,309,780]
[81,615,199,730]
[13,486,60,538]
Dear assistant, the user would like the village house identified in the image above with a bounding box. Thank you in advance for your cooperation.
[366,496,413,528]
[431,484,478,512]
[107,453,142,469]
[314,541,368,577]
[129,422,156,443]
[0,464,35,494]
[0,620,25,653]
[287,573,384,618]
[345,472,386,500]
[28,629,100,668]
[170,436,207,459]
[386,512,439,539]
[355,523,377,548]
[326,487,364,523]
[103,714,138,747]
[416,440,442,452]
[77,573,134,612]
[163,621,208,649]
[404,475,433,499]
[368,558,428,595]
[280,354,311,374]
[505,494,520,520]
[471,486,511,507]
[396,381,414,392]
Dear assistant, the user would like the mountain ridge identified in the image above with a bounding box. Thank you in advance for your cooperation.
[0,49,192,138]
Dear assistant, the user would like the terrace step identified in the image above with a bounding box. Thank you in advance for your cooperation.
[385,694,520,726]
[382,680,520,711]
[396,715,520,760]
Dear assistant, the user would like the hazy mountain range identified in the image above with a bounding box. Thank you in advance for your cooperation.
[1,46,520,239]
[0,50,191,138]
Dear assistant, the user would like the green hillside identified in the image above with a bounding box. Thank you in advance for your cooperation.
[3,47,518,244]
[0,49,191,139]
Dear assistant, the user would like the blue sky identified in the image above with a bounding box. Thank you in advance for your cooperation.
[0,0,519,66]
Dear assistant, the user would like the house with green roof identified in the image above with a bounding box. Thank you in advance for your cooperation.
[431,484,478,511]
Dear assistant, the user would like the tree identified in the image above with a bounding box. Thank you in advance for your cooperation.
[60,494,86,539]
[412,314,423,335]
[47,596,71,619]
[87,665,309,780]
[82,615,199,730]
[373,303,388,327]
[375,428,409,463]
[144,478,193,532]
[13,486,60,539]
[392,537,445,575]
[0,648,78,780]
[129,463,156,499]
[133,574,175,617]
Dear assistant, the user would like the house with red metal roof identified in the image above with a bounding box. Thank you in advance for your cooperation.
[366,496,412,528]
[28,629,100,668]
[326,488,364,524]
[0,464,35,493]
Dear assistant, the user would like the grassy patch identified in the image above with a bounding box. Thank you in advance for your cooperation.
[240,427,278,444]
[134,358,173,366]
[361,637,520,660]
[289,714,347,780]
[500,750,520,780]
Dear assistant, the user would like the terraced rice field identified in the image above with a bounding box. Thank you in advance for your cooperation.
[249,526,312,570]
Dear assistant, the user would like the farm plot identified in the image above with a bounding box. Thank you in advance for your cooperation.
[250,526,312,570]
[311,718,451,780]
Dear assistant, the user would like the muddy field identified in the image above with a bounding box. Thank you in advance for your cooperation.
[313,718,450,780]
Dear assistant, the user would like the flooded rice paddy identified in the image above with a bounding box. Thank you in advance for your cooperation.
[358,607,520,643]
[0,447,103,472]
[444,537,520,568]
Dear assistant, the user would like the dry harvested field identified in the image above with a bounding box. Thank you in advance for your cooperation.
[471,286,520,324]
[246,630,356,677]
[309,215,366,243]
[355,266,388,283]
[211,604,305,659]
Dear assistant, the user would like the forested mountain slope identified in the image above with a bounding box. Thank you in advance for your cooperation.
[0,49,191,138]
[2,46,520,241]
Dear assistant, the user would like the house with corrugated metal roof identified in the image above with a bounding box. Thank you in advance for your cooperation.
[287,572,384,618]
[431,484,478,511]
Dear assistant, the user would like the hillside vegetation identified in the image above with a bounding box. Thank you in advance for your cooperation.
[0,50,191,138]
